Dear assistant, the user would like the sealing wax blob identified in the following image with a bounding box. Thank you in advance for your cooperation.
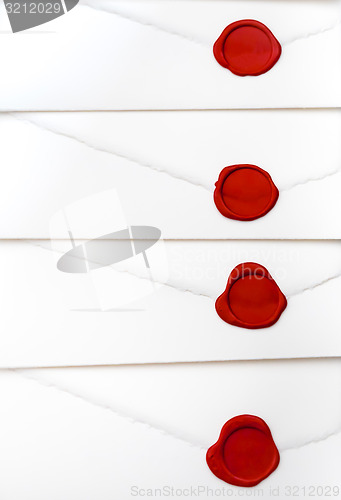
[216,262,287,329]
[214,165,279,221]
[214,20,282,76]
[206,415,280,487]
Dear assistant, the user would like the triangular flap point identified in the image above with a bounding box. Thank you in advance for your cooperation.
[64,0,79,11]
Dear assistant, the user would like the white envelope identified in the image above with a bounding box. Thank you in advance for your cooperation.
[0,239,340,367]
[1,109,341,239]
[1,359,340,499]
[0,0,339,495]
[0,0,340,110]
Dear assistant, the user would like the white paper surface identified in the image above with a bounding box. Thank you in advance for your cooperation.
[0,0,340,110]
[0,0,340,493]
[1,239,340,367]
[0,360,340,499]
[1,110,341,239]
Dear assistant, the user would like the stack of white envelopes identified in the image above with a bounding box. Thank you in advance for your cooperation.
[0,1,340,498]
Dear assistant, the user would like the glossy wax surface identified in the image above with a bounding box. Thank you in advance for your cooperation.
[229,274,280,324]
[215,263,287,329]
[214,165,279,221]
[214,20,282,76]
[207,415,280,487]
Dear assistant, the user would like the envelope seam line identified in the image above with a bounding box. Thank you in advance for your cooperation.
[13,369,208,452]
[10,113,341,194]
[282,19,341,46]
[281,166,341,192]
[12,369,341,454]
[25,240,341,303]
[10,113,212,193]
[81,1,341,49]
[80,1,209,48]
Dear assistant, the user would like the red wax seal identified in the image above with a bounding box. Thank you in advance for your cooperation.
[213,20,282,76]
[214,165,279,221]
[206,415,280,487]
[216,263,287,329]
